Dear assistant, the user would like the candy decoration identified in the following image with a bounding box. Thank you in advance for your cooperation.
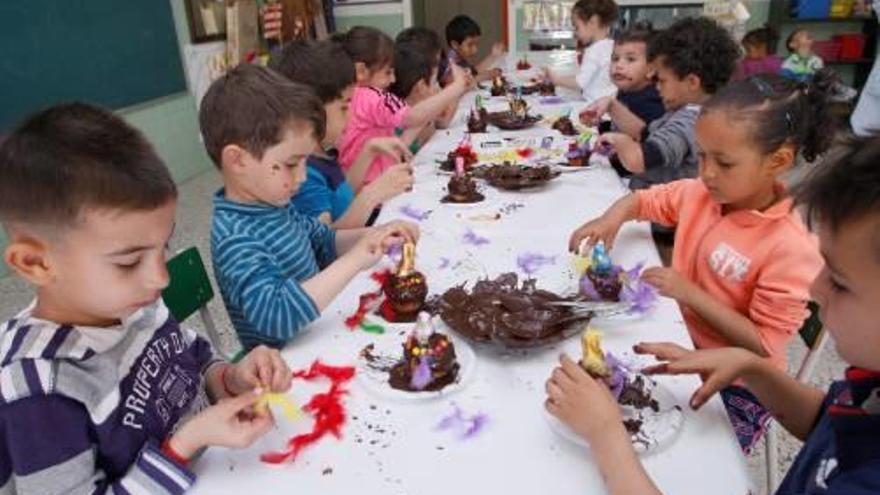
[581,328,610,377]
[591,241,613,275]
[260,361,355,464]
[256,392,301,421]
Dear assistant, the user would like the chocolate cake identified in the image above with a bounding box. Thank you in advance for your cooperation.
[581,242,623,301]
[516,57,532,70]
[479,163,560,190]
[467,108,488,133]
[552,116,577,136]
[566,142,590,167]
[382,243,428,322]
[537,80,556,96]
[442,174,484,204]
[388,313,460,392]
[490,75,509,96]
[428,272,592,348]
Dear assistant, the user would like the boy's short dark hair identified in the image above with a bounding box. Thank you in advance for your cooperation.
[445,15,481,46]
[389,43,434,99]
[615,28,654,47]
[798,135,880,233]
[270,40,356,104]
[572,0,619,27]
[742,25,780,55]
[0,102,176,228]
[198,64,325,168]
[648,17,739,94]
[396,26,444,62]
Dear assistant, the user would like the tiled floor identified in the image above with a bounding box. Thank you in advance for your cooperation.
[0,168,847,495]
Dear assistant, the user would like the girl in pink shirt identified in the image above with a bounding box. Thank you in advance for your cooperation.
[569,72,837,453]
[333,26,471,190]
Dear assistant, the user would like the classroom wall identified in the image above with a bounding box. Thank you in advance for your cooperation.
[0,1,213,279]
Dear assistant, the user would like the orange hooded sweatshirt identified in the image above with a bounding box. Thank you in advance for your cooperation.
[636,179,823,371]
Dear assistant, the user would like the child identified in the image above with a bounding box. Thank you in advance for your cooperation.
[569,72,836,452]
[390,40,456,148]
[334,26,471,190]
[735,25,783,80]
[199,64,419,351]
[579,28,665,139]
[439,14,506,84]
[543,0,618,105]
[782,28,824,83]
[547,134,880,495]
[598,17,740,188]
[396,26,444,66]
[271,40,414,228]
[0,102,291,493]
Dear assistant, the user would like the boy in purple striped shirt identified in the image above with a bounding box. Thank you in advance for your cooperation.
[0,102,292,494]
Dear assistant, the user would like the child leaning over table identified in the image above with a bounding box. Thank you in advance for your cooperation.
[548,134,880,495]
[200,64,419,351]
[569,71,838,453]
[271,39,415,228]
[0,102,291,494]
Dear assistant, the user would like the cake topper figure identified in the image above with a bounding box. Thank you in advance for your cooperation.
[591,241,613,276]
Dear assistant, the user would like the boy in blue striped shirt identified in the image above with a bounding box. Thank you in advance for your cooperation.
[0,102,291,494]
[199,65,418,351]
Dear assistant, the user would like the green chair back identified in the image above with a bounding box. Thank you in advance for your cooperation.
[799,301,823,350]
[163,247,214,323]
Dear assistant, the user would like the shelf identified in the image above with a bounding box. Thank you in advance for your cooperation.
[826,58,875,65]
[778,16,873,24]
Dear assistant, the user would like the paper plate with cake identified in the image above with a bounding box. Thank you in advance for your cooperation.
[544,328,685,453]
[356,312,477,401]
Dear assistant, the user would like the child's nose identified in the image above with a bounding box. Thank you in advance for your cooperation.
[146,259,170,291]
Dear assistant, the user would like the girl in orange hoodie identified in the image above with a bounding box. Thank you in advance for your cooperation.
[568,71,837,453]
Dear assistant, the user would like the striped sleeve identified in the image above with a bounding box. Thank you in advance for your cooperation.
[0,394,194,495]
[214,235,321,347]
[303,214,337,269]
[642,106,698,171]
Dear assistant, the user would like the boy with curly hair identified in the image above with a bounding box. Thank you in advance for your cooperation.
[599,17,740,188]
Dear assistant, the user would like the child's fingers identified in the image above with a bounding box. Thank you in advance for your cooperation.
[223,389,263,413]
[558,354,590,384]
[270,354,292,392]
[545,379,565,403]
[633,342,688,361]
[550,366,577,391]
[690,375,725,410]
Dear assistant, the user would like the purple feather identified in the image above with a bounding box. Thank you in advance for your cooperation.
[539,96,566,105]
[462,229,490,246]
[579,275,601,300]
[619,263,658,314]
[399,204,431,221]
[410,356,433,390]
[438,257,451,269]
[604,353,628,400]
[436,403,489,440]
[517,252,557,275]
[385,242,403,263]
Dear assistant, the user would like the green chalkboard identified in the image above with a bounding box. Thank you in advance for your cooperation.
[0,0,187,130]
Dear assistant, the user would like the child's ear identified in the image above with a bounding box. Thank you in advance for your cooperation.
[354,62,369,83]
[4,233,52,287]
[220,144,249,173]
[767,143,796,176]
[686,74,703,94]
[450,40,461,52]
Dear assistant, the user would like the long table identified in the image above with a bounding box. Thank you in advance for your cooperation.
[189,51,750,495]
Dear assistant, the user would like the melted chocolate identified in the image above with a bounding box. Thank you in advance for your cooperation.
[552,116,577,136]
[586,269,623,301]
[486,111,542,131]
[427,272,592,349]
[476,163,560,190]
[618,375,659,412]
[467,110,488,133]
[383,272,428,321]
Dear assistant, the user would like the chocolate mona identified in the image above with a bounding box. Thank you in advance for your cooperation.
[389,333,460,392]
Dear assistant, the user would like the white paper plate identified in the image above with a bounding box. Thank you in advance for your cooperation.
[545,377,685,454]
[356,331,477,402]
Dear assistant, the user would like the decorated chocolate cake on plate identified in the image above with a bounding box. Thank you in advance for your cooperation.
[388,312,460,392]
[552,115,577,136]
[380,242,428,322]
[439,142,479,172]
[442,156,484,204]
[581,241,623,301]
[490,74,509,97]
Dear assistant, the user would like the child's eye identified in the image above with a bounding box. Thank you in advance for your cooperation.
[718,161,734,169]
[830,276,849,294]
[115,259,141,270]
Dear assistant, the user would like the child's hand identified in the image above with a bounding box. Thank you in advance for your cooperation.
[545,354,624,444]
[169,391,274,459]
[635,343,760,409]
[348,228,393,270]
[377,219,420,245]
[640,267,695,303]
[580,96,612,125]
[568,214,623,252]
[490,42,507,58]
[226,346,292,394]
[366,137,413,163]
[364,162,414,203]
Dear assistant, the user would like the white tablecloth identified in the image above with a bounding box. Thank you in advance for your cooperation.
[189,52,750,495]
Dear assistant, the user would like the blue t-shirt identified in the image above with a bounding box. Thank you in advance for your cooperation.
[293,152,355,222]
[616,84,665,131]
[776,368,880,494]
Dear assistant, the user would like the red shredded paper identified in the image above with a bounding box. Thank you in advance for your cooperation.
[260,361,356,464]
[344,270,392,330]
